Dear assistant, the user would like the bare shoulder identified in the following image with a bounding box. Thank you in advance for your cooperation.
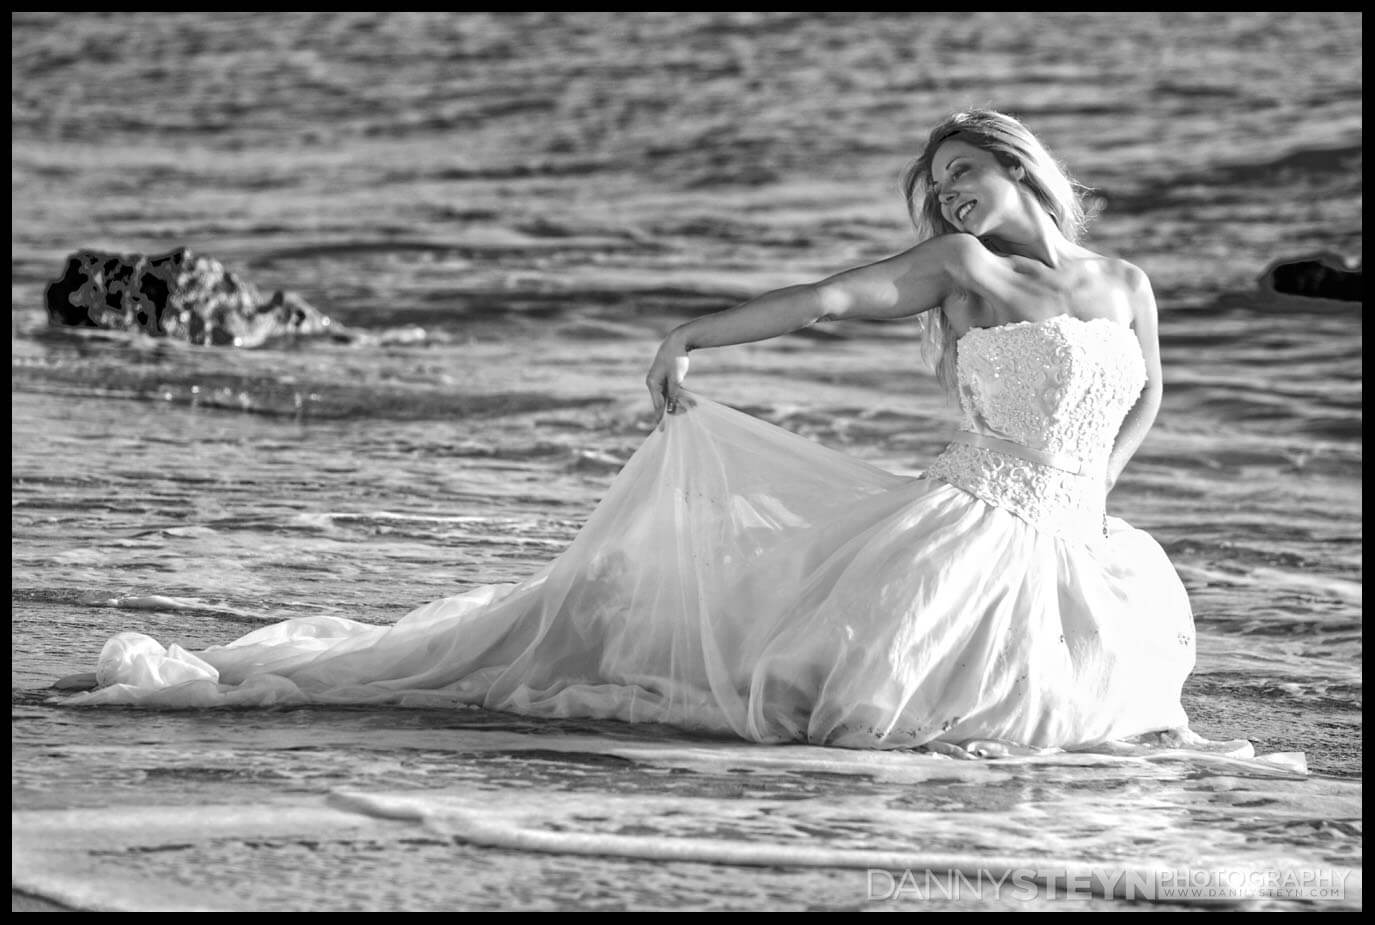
[906,231,1011,300]
[918,231,985,272]
[1109,257,1152,293]
[1103,257,1163,375]
[1099,257,1157,326]
[939,232,1020,300]
[950,232,1011,270]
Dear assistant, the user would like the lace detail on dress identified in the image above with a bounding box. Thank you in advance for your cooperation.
[926,442,1107,539]
[923,315,1146,542]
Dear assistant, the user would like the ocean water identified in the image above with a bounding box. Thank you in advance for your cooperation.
[11,11,1361,911]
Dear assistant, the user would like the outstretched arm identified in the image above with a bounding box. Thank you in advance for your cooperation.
[1106,265,1164,492]
[645,233,979,417]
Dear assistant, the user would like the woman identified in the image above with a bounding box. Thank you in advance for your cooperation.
[63,110,1196,753]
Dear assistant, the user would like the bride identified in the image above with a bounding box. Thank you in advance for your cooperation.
[61,110,1197,752]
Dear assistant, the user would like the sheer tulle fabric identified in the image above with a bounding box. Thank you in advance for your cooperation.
[70,390,1194,750]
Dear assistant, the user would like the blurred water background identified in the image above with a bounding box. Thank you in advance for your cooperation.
[11,11,1361,911]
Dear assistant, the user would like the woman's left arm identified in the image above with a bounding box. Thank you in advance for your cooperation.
[1105,265,1164,493]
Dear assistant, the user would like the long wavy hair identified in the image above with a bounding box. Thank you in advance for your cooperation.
[900,110,1095,392]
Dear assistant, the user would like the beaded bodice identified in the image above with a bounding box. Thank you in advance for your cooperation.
[924,314,1147,541]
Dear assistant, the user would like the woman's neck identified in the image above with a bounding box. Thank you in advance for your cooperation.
[982,206,1084,269]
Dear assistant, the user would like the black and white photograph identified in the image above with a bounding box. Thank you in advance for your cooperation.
[12,11,1361,911]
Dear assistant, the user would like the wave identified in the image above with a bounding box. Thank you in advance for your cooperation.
[1098,140,1361,220]
[11,363,614,421]
[13,722,1356,911]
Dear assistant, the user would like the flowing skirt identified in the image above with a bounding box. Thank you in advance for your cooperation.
[68,391,1196,750]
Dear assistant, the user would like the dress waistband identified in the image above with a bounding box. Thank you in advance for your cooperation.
[947,431,1088,476]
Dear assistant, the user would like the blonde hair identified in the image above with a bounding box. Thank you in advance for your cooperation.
[899,109,1094,391]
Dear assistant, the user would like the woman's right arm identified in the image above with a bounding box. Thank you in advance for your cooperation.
[646,232,980,416]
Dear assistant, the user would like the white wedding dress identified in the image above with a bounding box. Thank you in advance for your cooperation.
[68,314,1197,751]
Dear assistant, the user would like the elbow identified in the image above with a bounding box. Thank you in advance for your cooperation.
[808,281,849,325]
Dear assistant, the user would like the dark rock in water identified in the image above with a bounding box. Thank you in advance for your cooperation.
[1259,252,1362,303]
[45,246,348,346]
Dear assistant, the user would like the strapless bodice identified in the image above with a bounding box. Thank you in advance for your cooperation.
[924,314,1146,540]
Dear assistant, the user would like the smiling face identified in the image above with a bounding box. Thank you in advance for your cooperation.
[928,137,1027,236]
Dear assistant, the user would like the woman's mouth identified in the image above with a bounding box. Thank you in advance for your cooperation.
[956,200,978,224]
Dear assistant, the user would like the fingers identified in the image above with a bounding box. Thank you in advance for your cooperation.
[646,385,683,419]
[645,374,676,412]
[646,373,693,419]
[665,382,692,414]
